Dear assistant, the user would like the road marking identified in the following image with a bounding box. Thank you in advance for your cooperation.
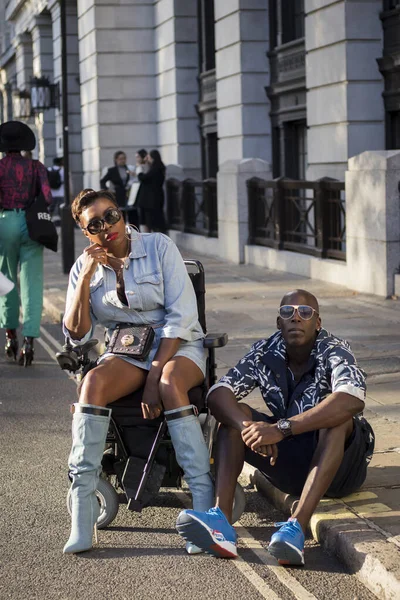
[236,526,317,600]
[40,324,63,352]
[36,335,59,363]
[233,558,282,600]
[174,491,318,600]
[37,326,76,382]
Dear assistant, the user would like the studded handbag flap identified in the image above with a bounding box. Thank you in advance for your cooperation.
[107,323,155,361]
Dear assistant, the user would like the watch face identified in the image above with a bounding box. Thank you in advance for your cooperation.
[279,419,292,434]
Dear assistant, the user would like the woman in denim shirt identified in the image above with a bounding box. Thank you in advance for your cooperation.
[63,189,213,555]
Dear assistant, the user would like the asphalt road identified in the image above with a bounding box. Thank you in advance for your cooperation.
[0,322,377,600]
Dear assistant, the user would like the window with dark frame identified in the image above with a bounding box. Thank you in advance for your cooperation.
[387,111,400,149]
[281,0,305,44]
[283,120,307,179]
[198,0,216,73]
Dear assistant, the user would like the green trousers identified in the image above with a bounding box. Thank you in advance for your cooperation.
[0,209,44,338]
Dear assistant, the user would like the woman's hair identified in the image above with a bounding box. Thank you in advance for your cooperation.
[149,149,165,172]
[71,189,119,224]
[137,149,147,160]
[113,150,126,163]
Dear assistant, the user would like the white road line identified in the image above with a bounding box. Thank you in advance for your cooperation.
[236,526,318,600]
[173,491,318,600]
[36,335,59,363]
[172,491,280,600]
[38,326,75,381]
[233,558,282,600]
[40,324,317,600]
[40,324,63,352]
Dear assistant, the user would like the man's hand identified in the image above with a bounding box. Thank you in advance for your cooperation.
[242,421,284,465]
[141,378,163,420]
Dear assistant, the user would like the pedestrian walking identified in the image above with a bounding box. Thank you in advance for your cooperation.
[62,188,213,554]
[0,121,53,366]
[47,157,64,225]
[136,149,166,233]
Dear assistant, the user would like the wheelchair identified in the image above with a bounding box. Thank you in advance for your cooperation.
[56,260,246,530]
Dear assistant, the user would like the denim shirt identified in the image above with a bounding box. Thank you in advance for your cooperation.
[209,329,366,419]
[63,230,204,345]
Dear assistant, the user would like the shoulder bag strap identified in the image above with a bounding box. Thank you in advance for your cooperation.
[28,160,38,208]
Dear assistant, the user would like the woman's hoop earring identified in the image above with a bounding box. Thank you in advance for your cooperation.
[125,223,140,242]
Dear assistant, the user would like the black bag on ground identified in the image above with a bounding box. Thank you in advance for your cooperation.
[26,161,58,252]
[47,167,62,190]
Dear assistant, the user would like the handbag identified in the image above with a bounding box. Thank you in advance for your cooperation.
[25,160,58,252]
[107,323,155,361]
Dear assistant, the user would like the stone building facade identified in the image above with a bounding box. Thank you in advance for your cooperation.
[1,1,397,188]
[1,1,400,296]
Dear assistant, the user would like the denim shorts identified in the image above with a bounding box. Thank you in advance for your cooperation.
[245,408,375,498]
[98,327,207,377]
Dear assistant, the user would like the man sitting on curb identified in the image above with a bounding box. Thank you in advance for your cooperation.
[176,289,375,566]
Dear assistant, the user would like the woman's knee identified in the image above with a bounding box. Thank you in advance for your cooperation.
[158,369,184,404]
[78,366,109,406]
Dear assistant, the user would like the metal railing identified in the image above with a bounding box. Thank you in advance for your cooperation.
[247,177,346,261]
[166,178,218,238]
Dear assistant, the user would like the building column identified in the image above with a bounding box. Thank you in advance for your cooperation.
[31,15,56,165]
[77,0,158,189]
[12,32,37,144]
[50,0,83,195]
[155,0,200,178]
[346,150,400,296]
[14,33,33,91]
[305,0,385,180]
[214,0,270,165]
[217,158,271,263]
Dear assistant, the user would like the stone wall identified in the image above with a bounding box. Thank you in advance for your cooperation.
[77,0,158,188]
[305,0,385,180]
[155,0,200,178]
[214,0,271,165]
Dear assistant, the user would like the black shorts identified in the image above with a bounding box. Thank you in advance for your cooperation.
[245,409,375,498]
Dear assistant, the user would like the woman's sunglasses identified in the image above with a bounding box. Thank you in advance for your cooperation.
[278,305,319,321]
[82,208,122,235]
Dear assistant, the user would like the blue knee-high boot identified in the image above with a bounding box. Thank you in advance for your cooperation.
[165,405,214,553]
[63,404,111,554]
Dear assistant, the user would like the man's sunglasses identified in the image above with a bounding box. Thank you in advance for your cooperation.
[278,305,319,321]
[82,208,122,235]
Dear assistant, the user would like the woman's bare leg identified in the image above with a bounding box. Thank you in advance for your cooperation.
[158,356,204,410]
[78,356,147,406]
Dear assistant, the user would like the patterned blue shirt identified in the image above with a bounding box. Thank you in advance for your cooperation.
[210,328,366,419]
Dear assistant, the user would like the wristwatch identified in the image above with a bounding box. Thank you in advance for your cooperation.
[276,419,293,439]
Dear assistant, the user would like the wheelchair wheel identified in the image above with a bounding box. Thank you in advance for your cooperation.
[67,477,120,529]
[231,482,246,524]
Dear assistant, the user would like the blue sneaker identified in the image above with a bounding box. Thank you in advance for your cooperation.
[268,518,305,566]
[176,507,238,558]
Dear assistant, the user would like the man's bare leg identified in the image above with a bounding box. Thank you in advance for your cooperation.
[291,418,354,532]
[210,398,252,522]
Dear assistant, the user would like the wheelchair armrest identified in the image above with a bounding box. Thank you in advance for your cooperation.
[203,333,228,348]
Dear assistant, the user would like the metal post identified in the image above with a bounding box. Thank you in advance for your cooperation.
[60,0,75,274]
